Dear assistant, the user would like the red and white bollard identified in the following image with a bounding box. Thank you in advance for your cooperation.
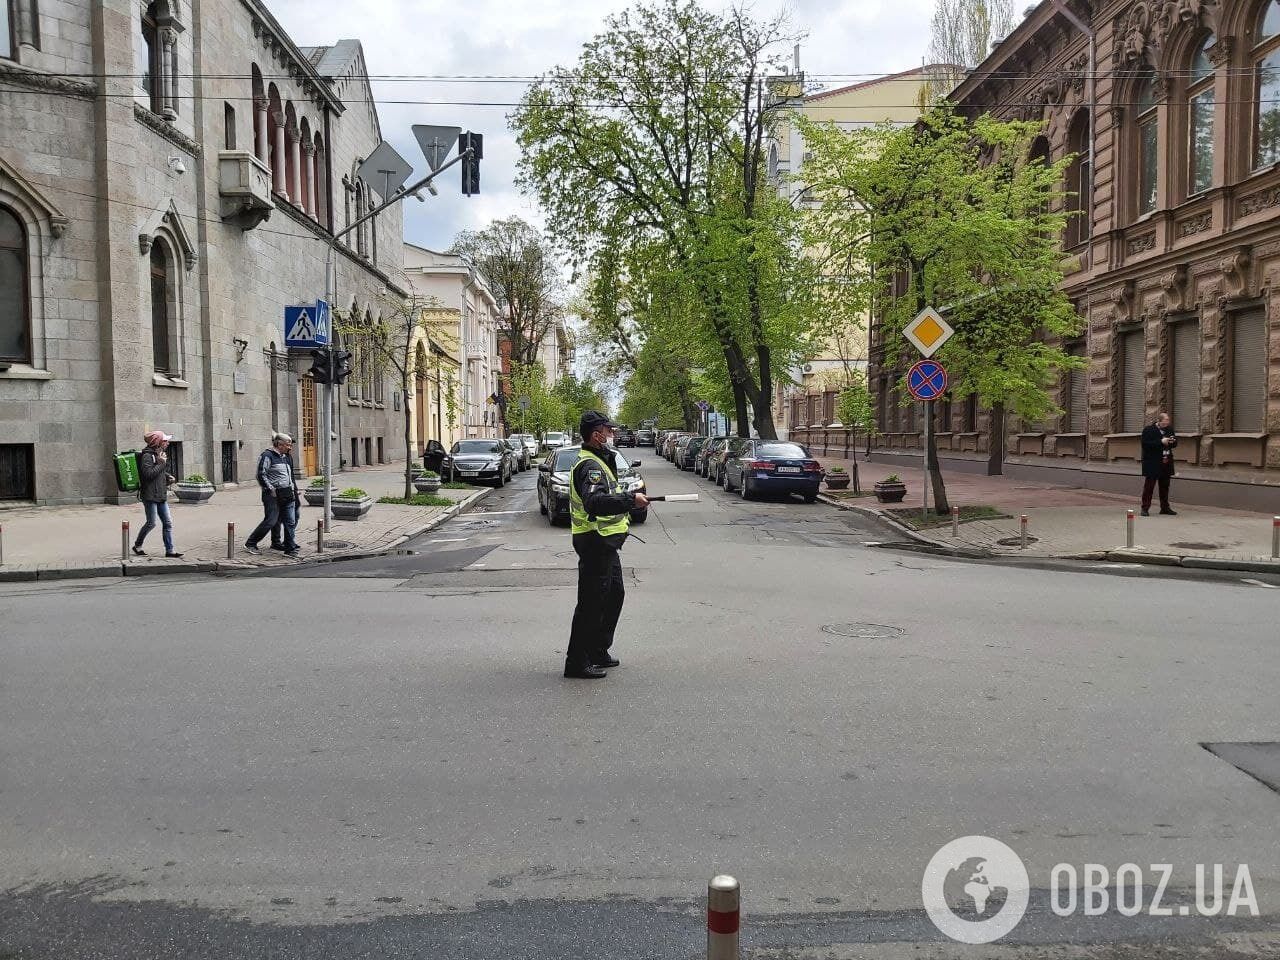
[951,505,960,538]
[1272,516,1279,560]
[1126,509,1135,548]
[121,520,130,561]
[1019,514,1029,550]
[707,874,740,960]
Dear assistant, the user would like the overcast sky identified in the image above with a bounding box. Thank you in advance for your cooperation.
[270,0,937,253]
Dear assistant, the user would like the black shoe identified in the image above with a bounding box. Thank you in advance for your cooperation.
[564,663,607,679]
[1140,509,1150,517]
[269,544,286,551]
[244,543,260,555]
[165,552,184,559]
[283,548,302,557]
[131,545,146,556]
[1160,509,1177,515]
[593,656,620,668]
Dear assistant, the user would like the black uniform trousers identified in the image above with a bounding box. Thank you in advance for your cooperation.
[567,532,625,668]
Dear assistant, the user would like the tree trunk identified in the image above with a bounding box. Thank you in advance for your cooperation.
[987,401,1006,476]
[404,372,414,501]
[732,381,749,437]
[676,380,697,432]
[926,402,949,513]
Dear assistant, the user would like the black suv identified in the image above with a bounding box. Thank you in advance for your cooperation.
[615,427,636,447]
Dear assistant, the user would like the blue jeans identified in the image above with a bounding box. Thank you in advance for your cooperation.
[136,500,175,554]
[248,490,298,550]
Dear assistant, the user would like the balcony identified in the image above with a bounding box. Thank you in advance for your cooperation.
[218,151,274,231]
[464,340,488,360]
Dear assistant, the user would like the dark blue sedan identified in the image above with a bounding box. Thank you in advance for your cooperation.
[722,440,823,502]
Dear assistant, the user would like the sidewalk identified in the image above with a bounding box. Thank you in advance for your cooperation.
[816,455,1280,573]
[0,462,489,581]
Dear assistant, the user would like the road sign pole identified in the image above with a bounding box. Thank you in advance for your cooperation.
[922,400,931,521]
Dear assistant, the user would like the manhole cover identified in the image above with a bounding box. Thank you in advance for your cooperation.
[1169,541,1225,551]
[821,623,904,640]
[995,536,1040,546]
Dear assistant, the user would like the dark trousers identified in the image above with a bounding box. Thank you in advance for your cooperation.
[567,534,625,668]
[248,490,298,550]
[1141,466,1173,512]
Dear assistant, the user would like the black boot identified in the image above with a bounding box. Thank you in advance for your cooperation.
[564,661,607,679]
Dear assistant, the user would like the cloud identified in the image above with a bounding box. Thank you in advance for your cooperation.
[268,0,936,249]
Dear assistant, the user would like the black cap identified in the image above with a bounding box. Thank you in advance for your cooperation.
[579,410,620,439]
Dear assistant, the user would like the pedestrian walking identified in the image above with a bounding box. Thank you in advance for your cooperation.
[1140,411,1178,517]
[131,430,183,558]
[245,433,301,556]
[564,411,649,679]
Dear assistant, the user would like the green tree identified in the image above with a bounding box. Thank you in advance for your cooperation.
[798,108,1084,512]
[506,361,565,440]
[552,373,608,424]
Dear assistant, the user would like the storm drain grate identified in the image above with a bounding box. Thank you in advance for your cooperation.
[821,622,905,640]
[1170,541,1228,551]
[996,536,1040,546]
[321,540,353,550]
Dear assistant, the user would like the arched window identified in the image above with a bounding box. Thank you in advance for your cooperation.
[1135,71,1159,215]
[1254,0,1280,169]
[0,205,30,363]
[2,1,14,59]
[1187,35,1215,195]
[1065,109,1091,248]
[150,243,172,373]
[139,2,161,113]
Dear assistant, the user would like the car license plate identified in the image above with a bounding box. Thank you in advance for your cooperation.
[777,466,801,474]
[460,471,479,477]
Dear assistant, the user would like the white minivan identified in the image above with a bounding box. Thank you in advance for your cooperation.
[543,432,568,451]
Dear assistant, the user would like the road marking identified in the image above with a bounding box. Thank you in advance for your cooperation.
[429,538,469,543]
[1240,578,1278,589]
[467,562,487,569]
[471,510,526,516]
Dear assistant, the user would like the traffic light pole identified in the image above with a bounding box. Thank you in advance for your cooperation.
[319,148,474,531]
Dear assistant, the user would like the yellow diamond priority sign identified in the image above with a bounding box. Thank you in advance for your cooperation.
[904,306,954,359]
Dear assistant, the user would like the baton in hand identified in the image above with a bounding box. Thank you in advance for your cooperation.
[646,494,700,502]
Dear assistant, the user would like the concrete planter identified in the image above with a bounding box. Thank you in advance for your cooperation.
[873,480,907,504]
[413,476,441,495]
[331,496,373,521]
[303,485,335,507]
[174,482,215,504]
[824,473,851,490]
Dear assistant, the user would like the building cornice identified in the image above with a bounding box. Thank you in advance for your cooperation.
[133,103,202,158]
[0,60,96,98]
[242,0,345,115]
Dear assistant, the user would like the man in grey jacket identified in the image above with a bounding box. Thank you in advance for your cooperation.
[245,433,301,556]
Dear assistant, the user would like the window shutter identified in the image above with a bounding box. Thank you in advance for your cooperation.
[1172,322,1201,433]
[1069,352,1088,433]
[1122,329,1146,432]
[1231,311,1266,432]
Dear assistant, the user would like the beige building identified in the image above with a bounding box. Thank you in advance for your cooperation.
[402,244,503,439]
[0,0,407,503]
[766,63,939,439]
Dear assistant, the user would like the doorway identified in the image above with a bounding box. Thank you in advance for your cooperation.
[300,376,318,476]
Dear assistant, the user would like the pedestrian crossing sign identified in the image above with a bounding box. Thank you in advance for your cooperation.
[284,300,331,348]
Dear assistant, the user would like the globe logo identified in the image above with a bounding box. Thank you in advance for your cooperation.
[922,836,1030,944]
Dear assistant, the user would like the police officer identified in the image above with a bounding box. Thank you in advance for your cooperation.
[565,411,650,679]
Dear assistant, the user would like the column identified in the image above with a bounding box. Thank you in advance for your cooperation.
[288,129,302,208]
[254,97,269,166]
[272,110,287,200]
[306,142,320,220]
[160,28,179,117]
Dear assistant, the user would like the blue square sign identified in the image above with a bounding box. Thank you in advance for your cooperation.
[284,300,330,348]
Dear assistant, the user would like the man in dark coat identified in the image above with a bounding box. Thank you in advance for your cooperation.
[1140,411,1177,517]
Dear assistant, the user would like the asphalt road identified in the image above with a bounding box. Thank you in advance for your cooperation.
[3,451,1280,959]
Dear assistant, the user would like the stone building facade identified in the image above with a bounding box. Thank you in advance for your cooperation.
[0,0,406,504]
[860,0,1280,510]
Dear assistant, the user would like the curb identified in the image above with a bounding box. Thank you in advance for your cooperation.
[0,488,494,585]
[816,494,1280,576]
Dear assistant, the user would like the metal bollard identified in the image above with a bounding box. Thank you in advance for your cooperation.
[121,520,130,561]
[317,518,324,554]
[951,505,960,538]
[0,523,4,566]
[707,875,740,960]
[1273,517,1279,560]
[226,522,235,560]
[1126,509,1135,548]
[1020,515,1028,550]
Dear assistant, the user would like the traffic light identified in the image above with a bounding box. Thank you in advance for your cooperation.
[459,131,483,196]
[308,348,333,384]
[332,349,354,385]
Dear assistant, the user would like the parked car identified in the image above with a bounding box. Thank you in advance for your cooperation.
[697,436,728,478]
[635,429,655,447]
[509,433,540,459]
[722,440,823,502]
[503,437,532,471]
[615,427,636,447]
[449,438,514,487]
[663,432,687,460]
[537,445,648,526]
[677,435,707,470]
[708,437,751,486]
[543,431,569,451]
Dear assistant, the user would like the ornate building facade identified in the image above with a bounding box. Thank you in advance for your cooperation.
[0,0,406,504]
[863,0,1280,510]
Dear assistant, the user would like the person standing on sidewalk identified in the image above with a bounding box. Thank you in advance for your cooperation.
[564,411,649,679]
[131,431,183,558]
[245,433,301,556]
[1140,412,1178,517]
